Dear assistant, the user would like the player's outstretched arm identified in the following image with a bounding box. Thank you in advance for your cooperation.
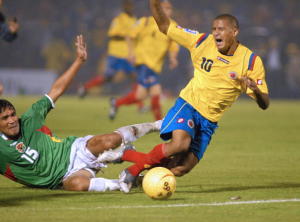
[150,0,170,34]
[48,35,87,102]
[242,77,270,110]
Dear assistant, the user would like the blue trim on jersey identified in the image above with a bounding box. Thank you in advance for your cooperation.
[248,53,257,71]
[160,97,218,160]
[136,65,160,88]
[104,56,134,77]
[195,33,209,48]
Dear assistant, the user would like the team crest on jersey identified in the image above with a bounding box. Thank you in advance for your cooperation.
[228,71,238,80]
[177,118,185,123]
[15,142,26,153]
[187,119,195,129]
[217,56,230,64]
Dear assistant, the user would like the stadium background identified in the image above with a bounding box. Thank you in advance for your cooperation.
[0,0,299,98]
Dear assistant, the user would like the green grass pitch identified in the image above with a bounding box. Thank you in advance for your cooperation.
[1,96,300,222]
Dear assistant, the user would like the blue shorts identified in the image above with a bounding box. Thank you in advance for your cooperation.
[104,56,134,78]
[160,97,218,160]
[136,65,160,88]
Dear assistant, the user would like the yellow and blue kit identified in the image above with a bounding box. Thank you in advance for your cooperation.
[160,23,268,160]
[104,12,137,76]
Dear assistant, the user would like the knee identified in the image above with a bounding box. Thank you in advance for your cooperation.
[171,167,190,177]
[171,166,191,177]
[63,176,90,191]
[88,133,121,153]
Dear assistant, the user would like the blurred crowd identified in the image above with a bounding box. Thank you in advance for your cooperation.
[0,0,300,98]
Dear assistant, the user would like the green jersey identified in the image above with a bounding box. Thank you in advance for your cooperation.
[0,96,77,189]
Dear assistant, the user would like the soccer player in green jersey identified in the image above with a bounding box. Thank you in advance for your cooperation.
[0,35,161,192]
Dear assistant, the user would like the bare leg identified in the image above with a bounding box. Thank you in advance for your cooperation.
[167,152,199,177]
[63,169,120,192]
[63,169,94,191]
[86,132,122,156]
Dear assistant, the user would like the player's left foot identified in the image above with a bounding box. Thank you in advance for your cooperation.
[97,142,135,164]
[109,97,118,120]
[119,169,136,193]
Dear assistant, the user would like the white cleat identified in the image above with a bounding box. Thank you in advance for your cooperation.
[119,169,136,193]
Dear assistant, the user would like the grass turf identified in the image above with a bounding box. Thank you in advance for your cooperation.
[0,96,300,222]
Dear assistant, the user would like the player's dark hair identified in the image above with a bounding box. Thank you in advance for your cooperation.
[214,14,239,29]
[0,99,15,113]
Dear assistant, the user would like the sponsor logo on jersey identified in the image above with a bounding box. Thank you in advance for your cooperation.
[15,142,26,153]
[228,71,238,80]
[187,119,195,129]
[176,26,198,34]
[257,79,263,85]
[177,118,185,123]
[217,56,230,64]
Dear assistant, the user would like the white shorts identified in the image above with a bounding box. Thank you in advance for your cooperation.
[63,136,107,180]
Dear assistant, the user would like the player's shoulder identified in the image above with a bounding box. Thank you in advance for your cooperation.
[239,44,264,70]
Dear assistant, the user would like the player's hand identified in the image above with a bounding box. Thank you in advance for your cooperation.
[75,35,87,62]
[8,19,19,33]
[240,76,259,92]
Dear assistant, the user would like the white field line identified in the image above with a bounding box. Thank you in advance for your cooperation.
[63,198,300,210]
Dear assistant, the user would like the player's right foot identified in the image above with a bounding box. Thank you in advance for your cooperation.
[119,169,136,193]
[109,97,118,120]
[77,85,87,99]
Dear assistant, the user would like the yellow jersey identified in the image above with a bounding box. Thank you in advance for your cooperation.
[167,23,268,122]
[130,17,179,73]
[107,12,136,58]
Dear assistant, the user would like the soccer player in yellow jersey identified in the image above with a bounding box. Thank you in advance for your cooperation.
[109,0,179,121]
[78,0,141,103]
[118,0,270,192]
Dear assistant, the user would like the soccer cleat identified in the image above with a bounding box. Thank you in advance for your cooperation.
[119,169,136,193]
[97,142,135,164]
[109,97,118,120]
[77,85,87,99]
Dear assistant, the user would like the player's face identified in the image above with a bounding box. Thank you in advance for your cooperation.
[161,1,173,18]
[0,108,20,139]
[212,19,238,55]
[124,1,133,15]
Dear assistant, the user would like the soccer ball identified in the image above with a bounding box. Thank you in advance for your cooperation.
[142,167,176,200]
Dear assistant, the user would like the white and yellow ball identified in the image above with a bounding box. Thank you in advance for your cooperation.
[142,167,176,200]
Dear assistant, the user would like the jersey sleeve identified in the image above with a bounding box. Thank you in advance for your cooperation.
[246,55,269,96]
[21,95,54,122]
[166,23,201,51]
